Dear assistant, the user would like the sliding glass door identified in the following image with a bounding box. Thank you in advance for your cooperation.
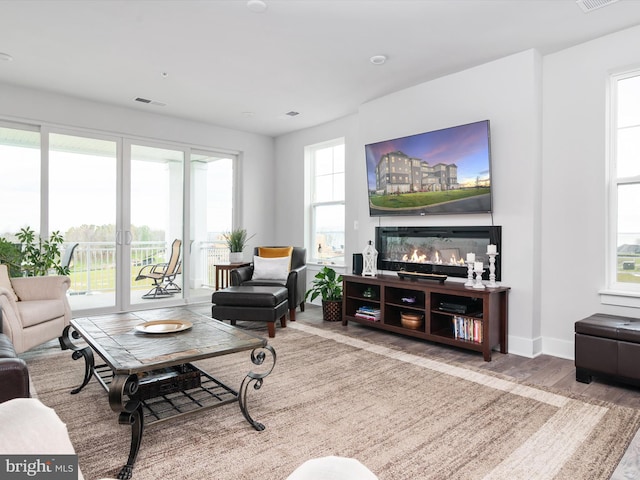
[0,124,40,238]
[190,151,234,294]
[128,143,184,307]
[49,132,118,311]
[0,120,236,313]
[50,138,186,311]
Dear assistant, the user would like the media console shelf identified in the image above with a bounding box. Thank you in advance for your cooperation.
[342,274,510,361]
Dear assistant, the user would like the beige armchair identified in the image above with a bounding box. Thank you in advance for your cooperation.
[0,271,71,354]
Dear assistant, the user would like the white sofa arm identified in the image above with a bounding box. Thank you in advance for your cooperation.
[0,289,22,339]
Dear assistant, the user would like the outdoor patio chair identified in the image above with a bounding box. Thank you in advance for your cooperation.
[61,242,78,271]
[164,260,182,293]
[135,239,182,299]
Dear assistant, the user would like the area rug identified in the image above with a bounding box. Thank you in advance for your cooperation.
[26,322,640,480]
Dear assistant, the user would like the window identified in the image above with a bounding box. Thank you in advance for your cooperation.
[305,138,345,265]
[0,123,40,236]
[608,71,640,293]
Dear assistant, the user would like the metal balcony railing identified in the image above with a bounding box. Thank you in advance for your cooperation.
[64,241,231,294]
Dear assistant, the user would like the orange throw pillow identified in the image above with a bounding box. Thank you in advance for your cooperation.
[257,247,293,258]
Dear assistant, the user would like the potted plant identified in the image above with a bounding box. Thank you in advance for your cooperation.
[305,266,343,322]
[222,228,254,263]
[0,226,69,277]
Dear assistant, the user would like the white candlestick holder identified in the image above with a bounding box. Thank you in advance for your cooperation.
[465,261,475,287]
[473,266,485,289]
[487,252,498,287]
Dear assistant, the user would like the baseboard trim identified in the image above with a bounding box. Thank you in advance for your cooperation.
[542,337,575,361]
[506,334,542,359]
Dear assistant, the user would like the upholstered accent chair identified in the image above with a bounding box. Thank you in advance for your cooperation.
[0,265,71,354]
[230,247,307,321]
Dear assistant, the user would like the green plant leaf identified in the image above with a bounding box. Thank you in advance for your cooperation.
[6,226,67,277]
[304,266,343,302]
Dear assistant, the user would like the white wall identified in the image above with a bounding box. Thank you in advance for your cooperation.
[541,24,640,358]
[277,50,544,356]
[274,114,359,297]
[0,83,276,248]
[274,114,359,250]
[359,50,544,358]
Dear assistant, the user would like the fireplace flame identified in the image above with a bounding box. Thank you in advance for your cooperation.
[400,249,469,266]
[449,254,466,265]
[402,249,427,263]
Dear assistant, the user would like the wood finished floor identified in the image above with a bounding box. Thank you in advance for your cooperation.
[187,302,640,411]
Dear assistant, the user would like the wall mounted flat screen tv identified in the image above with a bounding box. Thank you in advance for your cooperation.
[365,120,492,216]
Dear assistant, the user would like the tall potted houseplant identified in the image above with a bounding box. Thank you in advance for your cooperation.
[0,226,69,277]
[305,266,343,322]
[222,228,254,263]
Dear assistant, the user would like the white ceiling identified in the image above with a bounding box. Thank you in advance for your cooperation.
[2,0,640,137]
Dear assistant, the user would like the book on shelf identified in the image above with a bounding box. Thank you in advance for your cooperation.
[355,305,381,322]
[452,315,482,343]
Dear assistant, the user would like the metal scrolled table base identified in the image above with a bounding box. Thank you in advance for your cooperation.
[239,344,277,431]
[63,325,276,479]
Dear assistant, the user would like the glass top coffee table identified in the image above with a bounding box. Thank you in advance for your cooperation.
[62,314,276,480]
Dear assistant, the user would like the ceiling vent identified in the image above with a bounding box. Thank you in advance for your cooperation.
[133,97,166,107]
[576,0,619,13]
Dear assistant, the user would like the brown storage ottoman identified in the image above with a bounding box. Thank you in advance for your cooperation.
[575,313,640,386]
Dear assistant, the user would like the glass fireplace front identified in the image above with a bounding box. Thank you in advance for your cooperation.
[375,226,501,280]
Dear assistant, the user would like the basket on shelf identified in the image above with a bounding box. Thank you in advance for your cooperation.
[400,312,423,330]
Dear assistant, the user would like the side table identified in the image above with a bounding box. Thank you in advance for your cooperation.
[214,262,251,290]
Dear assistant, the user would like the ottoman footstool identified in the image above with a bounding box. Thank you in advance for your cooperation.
[211,286,288,338]
[575,313,640,386]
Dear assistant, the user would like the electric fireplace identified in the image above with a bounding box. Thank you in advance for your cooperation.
[375,226,501,281]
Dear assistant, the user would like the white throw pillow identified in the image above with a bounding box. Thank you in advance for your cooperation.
[0,264,18,301]
[252,255,290,281]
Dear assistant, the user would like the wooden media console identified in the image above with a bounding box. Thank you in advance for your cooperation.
[342,274,510,361]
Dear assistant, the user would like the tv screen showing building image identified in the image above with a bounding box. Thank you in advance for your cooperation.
[365,120,492,216]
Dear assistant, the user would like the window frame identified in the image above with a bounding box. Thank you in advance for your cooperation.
[304,137,346,266]
[602,69,640,306]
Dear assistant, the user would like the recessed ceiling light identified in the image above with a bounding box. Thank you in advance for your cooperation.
[247,0,268,13]
[370,55,387,65]
[0,52,14,62]
[161,72,168,78]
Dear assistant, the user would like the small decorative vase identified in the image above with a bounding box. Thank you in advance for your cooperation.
[229,252,243,263]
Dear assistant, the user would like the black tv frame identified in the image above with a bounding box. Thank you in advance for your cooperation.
[365,120,493,217]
